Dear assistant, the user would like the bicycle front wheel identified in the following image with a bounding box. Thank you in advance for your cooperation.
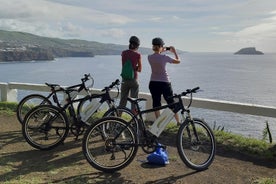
[17,94,52,124]
[177,118,216,171]
[22,105,69,150]
[83,117,138,173]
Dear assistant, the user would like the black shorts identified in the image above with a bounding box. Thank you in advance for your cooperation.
[149,81,174,108]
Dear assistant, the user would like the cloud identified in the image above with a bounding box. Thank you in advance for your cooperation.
[235,8,276,39]
[0,0,276,52]
[101,28,126,38]
[0,0,132,39]
[0,0,133,24]
[237,23,276,39]
[209,8,276,52]
[150,17,162,22]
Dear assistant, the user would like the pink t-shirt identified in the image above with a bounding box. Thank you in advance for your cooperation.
[121,50,141,79]
[148,53,174,82]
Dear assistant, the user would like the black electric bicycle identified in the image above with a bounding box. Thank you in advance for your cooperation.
[82,87,216,173]
[16,74,93,124]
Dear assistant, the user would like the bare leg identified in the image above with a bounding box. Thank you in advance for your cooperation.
[174,113,180,125]
[154,110,160,118]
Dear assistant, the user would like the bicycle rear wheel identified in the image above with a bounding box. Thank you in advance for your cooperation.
[22,105,69,150]
[17,94,52,124]
[82,117,138,173]
[177,118,216,171]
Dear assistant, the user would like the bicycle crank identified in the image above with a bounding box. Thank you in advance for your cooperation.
[70,124,85,137]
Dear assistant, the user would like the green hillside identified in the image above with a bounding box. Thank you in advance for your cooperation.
[0,30,149,61]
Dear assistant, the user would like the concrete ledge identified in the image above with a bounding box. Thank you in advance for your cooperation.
[1,82,276,119]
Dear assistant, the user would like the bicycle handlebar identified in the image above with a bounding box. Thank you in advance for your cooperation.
[168,87,200,109]
[81,73,91,83]
[101,79,120,92]
[181,87,200,109]
[64,73,93,93]
[46,73,93,94]
[181,86,200,96]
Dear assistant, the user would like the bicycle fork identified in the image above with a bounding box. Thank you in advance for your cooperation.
[182,112,201,148]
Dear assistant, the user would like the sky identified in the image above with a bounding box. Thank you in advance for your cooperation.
[0,0,276,53]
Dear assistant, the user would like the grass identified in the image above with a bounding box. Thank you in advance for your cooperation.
[215,130,276,159]
[251,178,276,184]
[0,102,17,115]
[165,121,276,159]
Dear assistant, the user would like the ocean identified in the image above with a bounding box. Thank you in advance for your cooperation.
[1,52,276,139]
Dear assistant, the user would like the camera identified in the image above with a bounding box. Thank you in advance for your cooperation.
[165,47,170,51]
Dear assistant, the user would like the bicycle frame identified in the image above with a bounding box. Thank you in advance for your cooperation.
[112,91,193,146]
[78,91,117,123]
[51,81,92,108]
[131,99,182,131]
[38,74,93,108]
[47,79,120,126]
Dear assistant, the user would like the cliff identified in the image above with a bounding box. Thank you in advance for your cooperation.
[234,47,264,55]
[0,47,54,61]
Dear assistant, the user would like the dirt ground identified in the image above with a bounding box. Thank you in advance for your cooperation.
[0,114,275,184]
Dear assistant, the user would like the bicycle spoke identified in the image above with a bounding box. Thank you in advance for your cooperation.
[177,119,216,171]
[83,117,138,173]
[17,94,51,124]
[22,105,69,150]
[103,107,138,135]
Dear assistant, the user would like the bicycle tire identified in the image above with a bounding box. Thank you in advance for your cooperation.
[103,107,139,134]
[177,118,216,171]
[82,117,138,173]
[16,94,52,124]
[22,105,69,150]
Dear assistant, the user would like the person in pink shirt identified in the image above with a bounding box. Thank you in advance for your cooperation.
[148,37,181,124]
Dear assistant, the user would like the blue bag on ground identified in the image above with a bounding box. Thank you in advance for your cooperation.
[147,144,169,165]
